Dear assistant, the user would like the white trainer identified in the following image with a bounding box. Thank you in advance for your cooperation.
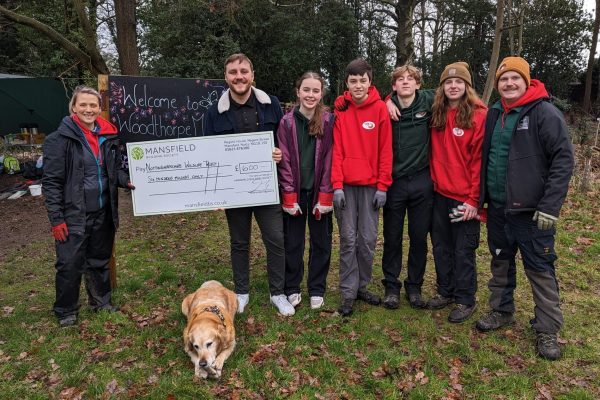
[287,293,302,307]
[236,293,249,314]
[310,296,324,309]
[270,294,295,316]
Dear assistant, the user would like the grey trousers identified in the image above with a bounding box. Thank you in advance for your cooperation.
[335,185,379,300]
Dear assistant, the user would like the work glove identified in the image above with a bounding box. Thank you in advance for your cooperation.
[372,190,387,210]
[333,189,346,210]
[334,96,349,112]
[51,222,69,242]
[282,193,301,216]
[312,192,334,220]
[449,204,487,223]
[533,210,557,230]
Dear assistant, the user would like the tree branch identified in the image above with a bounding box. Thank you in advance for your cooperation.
[0,4,108,75]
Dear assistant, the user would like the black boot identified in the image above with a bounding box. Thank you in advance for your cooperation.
[383,288,399,309]
[536,332,561,360]
[476,310,515,332]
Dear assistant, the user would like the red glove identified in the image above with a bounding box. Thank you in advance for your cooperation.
[51,222,69,242]
[312,192,334,220]
[282,193,301,216]
[477,208,487,223]
[334,95,349,111]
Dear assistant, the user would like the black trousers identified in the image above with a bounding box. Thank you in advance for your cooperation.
[381,169,433,295]
[54,208,114,319]
[486,204,563,333]
[225,204,285,295]
[431,193,479,306]
[283,190,333,297]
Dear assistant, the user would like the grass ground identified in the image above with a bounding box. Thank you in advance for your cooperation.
[1,183,599,399]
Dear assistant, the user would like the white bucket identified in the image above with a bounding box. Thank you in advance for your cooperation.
[29,184,42,196]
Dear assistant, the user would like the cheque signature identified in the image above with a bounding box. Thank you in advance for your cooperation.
[248,178,274,194]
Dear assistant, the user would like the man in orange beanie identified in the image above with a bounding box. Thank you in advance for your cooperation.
[476,56,574,360]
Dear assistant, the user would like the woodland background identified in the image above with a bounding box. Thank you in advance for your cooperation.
[1,0,599,110]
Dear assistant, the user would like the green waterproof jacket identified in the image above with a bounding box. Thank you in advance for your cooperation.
[390,89,434,179]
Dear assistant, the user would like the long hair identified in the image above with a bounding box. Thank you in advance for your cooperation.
[295,71,327,137]
[69,85,102,115]
[430,83,483,129]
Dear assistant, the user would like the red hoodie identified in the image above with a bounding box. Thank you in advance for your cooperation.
[72,115,118,158]
[331,86,392,191]
[430,102,487,206]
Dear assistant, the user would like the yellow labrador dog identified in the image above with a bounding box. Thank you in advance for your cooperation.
[181,280,238,379]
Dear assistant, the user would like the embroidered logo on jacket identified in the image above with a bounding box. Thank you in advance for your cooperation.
[517,116,529,130]
[452,127,464,137]
[362,121,376,130]
[415,112,427,118]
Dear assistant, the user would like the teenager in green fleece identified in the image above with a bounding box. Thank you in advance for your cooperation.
[381,65,435,309]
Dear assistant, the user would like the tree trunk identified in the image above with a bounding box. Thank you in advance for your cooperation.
[418,0,426,66]
[0,4,109,75]
[508,0,514,54]
[395,0,417,65]
[114,0,140,75]
[72,0,109,74]
[583,0,600,113]
[483,0,504,105]
[517,8,523,55]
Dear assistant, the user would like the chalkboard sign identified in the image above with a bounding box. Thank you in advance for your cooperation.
[103,75,227,143]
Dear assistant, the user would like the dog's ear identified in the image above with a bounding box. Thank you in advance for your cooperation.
[181,294,193,317]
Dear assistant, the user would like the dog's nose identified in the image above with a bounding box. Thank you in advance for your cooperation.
[199,360,207,367]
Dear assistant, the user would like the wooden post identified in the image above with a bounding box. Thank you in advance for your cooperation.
[98,75,117,289]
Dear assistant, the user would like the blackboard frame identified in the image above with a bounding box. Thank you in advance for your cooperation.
[99,75,227,143]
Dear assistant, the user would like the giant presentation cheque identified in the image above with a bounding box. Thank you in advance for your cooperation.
[126,131,279,216]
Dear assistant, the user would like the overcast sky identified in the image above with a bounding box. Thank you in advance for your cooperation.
[585,0,596,14]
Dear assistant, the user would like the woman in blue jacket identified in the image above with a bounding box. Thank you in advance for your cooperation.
[43,86,133,327]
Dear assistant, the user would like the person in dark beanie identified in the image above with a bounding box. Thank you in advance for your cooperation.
[427,61,487,323]
[476,56,574,360]
[43,86,133,327]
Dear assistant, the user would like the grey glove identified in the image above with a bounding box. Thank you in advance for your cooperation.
[333,189,346,210]
[533,210,558,230]
[372,190,387,210]
[449,205,465,223]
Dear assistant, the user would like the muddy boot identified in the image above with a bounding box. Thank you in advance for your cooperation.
[426,294,454,309]
[476,310,515,332]
[383,287,399,309]
[536,332,561,360]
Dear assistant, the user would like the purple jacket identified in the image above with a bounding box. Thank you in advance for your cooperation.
[277,108,335,207]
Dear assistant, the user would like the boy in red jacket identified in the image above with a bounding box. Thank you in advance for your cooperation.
[332,58,393,316]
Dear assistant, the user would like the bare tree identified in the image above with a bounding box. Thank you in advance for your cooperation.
[0,3,109,75]
[483,0,504,104]
[583,0,600,113]
[372,0,417,66]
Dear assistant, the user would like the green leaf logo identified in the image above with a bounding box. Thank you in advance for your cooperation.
[131,146,144,160]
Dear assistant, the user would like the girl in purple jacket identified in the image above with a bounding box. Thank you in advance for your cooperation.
[277,71,335,310]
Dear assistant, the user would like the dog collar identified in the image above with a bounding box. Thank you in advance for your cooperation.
[203,306,226,326]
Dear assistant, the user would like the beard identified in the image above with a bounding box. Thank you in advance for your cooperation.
[229,80,252,97]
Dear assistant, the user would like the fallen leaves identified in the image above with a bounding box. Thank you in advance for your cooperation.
[2,306,14,317]
[127,306,170,328]
[535,382,553,400]
[58,387,84,400]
